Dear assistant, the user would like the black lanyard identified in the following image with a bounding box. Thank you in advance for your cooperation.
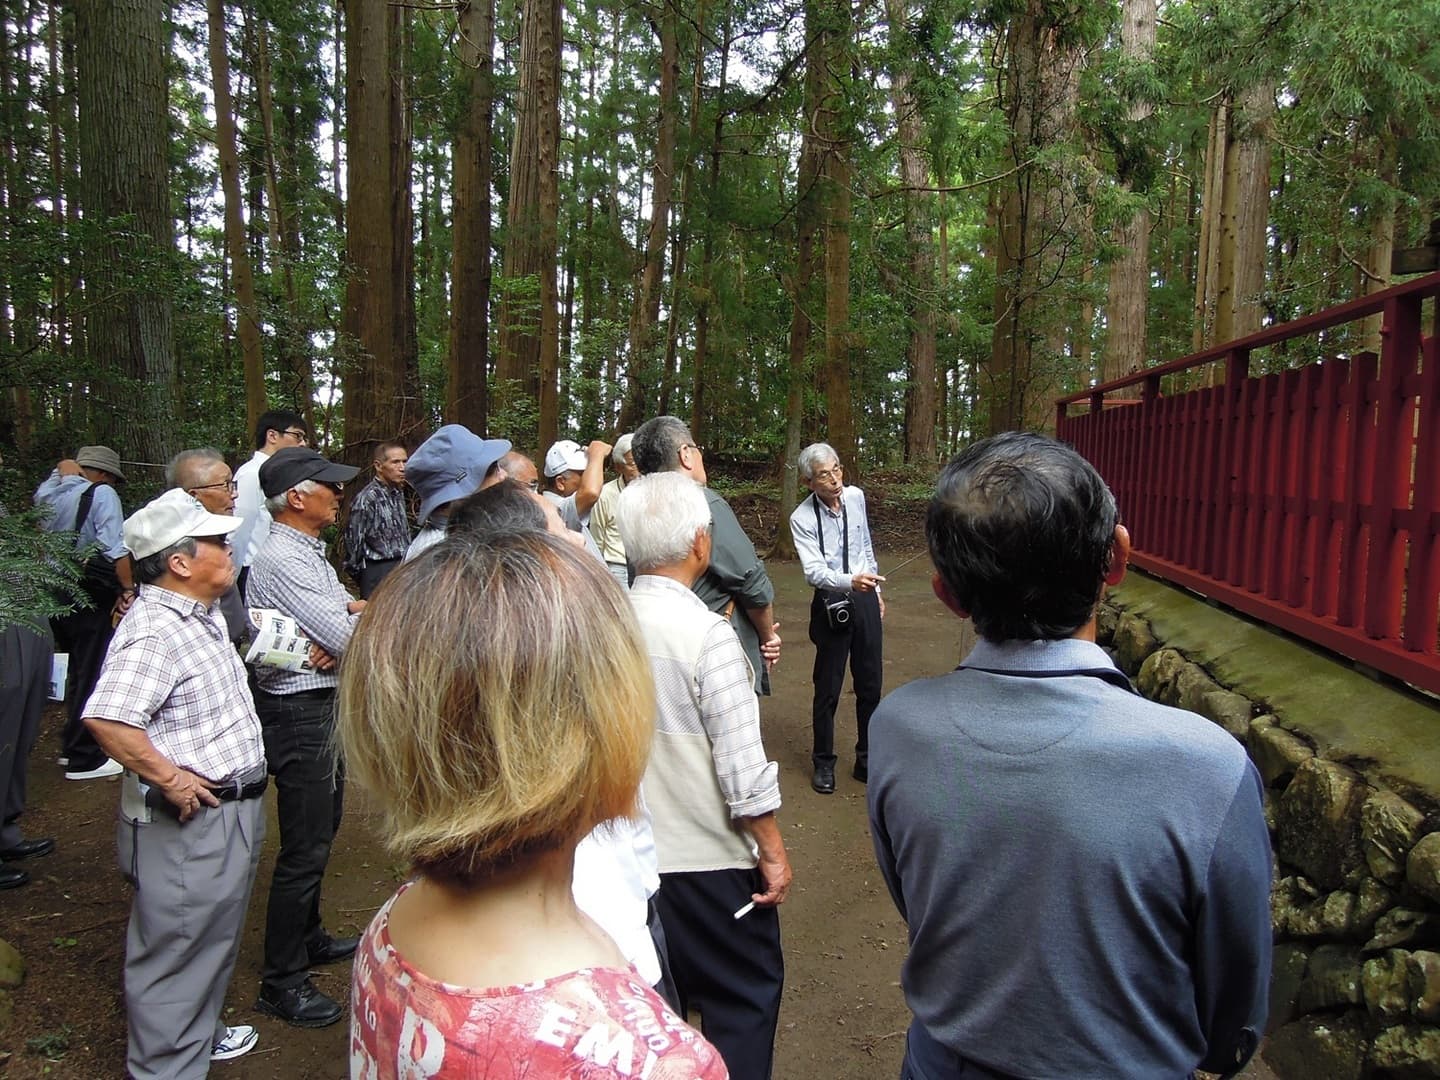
[813,493,849,573]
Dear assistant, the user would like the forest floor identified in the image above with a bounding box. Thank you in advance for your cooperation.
[0,512,1278,1078]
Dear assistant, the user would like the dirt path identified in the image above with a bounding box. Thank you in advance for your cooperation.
[0,552,1274,1079]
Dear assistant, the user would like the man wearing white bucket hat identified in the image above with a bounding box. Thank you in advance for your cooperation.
[82,488,268,1076]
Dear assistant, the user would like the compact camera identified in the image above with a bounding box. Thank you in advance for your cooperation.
[822,591,852,630]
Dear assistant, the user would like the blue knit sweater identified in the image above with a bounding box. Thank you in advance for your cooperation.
[868,637,1271,1079]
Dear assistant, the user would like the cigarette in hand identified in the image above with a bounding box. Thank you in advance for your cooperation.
[732,901,755,920]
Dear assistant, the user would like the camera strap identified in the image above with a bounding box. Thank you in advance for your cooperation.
[813,492,849,574]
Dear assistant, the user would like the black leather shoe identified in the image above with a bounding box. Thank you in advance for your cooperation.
[0,838,55,861]
[851,760,868,784]
[307,935,360,966]
[0,866,29,889]
[255,979,343,1028]
[811,763,836,795]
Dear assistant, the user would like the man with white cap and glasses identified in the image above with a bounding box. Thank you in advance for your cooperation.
[402,424,511,562]
[245,446,364,1028]
[34,444,134,780]
[82,488,268,1075]
[543,437,611,538]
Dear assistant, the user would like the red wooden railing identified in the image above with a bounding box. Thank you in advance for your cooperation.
[1056,271,1440,696]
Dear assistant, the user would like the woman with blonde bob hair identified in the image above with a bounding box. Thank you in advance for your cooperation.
[339,531,726,1078]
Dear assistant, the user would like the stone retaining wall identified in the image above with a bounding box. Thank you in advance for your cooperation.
[1099,602,1440,1080]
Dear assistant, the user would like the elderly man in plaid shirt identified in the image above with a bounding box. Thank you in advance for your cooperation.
[246,447,363,1029]
[83,489,267,1075]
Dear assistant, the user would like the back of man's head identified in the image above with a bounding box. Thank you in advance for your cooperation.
[254,410,307,451]
[448,480,548,538]
[631,416,690,476]
[617,472,710,573]
[927,432,1118,643]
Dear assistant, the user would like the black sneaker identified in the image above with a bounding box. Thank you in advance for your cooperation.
[255,979,344,1028]
[852,760,868,784]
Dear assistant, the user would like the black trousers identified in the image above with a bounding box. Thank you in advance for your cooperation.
[808,588,883,768]
[357,557,401,599]
[255,688,345,989]
[50,605,114,771]
[655,867,783,1080]
[0,622,52,848]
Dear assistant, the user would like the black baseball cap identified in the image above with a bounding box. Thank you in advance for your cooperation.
[259,447,360,497]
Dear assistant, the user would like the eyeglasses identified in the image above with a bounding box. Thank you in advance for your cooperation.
[680,443,704,458]
[811,466,843,483]
[283,428,309,445]
[189,480,238,495]
[321,481,345,495]
[194,535,233,549]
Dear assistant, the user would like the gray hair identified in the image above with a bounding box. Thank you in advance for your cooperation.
[798,442,840,481]
[166,447,225,489]
[264,478,320,514]
[616,473,712,573]
[612,434,634,467]
[631,416,691,476]
[134,537,198,584]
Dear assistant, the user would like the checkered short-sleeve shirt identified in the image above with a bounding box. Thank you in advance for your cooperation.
[83,584,265,781]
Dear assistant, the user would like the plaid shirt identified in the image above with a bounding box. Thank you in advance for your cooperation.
[247,523,360,695]
[83,585,264,781]
[342,479,411,574]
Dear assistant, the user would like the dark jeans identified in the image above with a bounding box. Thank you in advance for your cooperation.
[357,558,401,599]
[808,588,883,768]
[50,605,114,771]
[254,688,344,989]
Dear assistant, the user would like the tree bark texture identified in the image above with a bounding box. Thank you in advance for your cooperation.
[206,0,267,435]
[1101,0,1155,386]
[342,0,420,462]
[885,0,937,464]
[447,0,494,432]
[619,0,678,431]
[817,0,856,471]
[495,0,561,450]
[985,0,1082,435]
[76,0,179,463]
[776,3,825,559]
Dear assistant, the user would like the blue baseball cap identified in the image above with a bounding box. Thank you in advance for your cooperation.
[408,425,511,527]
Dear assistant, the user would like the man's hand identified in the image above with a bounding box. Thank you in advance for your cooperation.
[57,458,82,476]
[851,572,885,593]
[760,622,781,669]
[752,846,793,907]
[159,768,221,823]
[587,439,613,460]
[346,599,367,615]
[308,643,337,671]
[111,589,138,627]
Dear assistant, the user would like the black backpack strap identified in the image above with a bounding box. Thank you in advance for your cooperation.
[73,483,97,534]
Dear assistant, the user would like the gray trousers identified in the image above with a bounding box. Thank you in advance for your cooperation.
[118,796,265,1080]
[0,622,53,849]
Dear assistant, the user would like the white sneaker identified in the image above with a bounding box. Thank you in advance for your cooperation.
[211,1024,258,1061]
[64,758,123,781]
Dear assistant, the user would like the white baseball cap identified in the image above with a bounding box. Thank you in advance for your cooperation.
[544,439,588,478]
[124,489,244,559]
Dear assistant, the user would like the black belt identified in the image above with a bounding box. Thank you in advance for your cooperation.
[214,775,269,802]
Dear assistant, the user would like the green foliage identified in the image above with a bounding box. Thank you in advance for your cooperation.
[0,511,87,633]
